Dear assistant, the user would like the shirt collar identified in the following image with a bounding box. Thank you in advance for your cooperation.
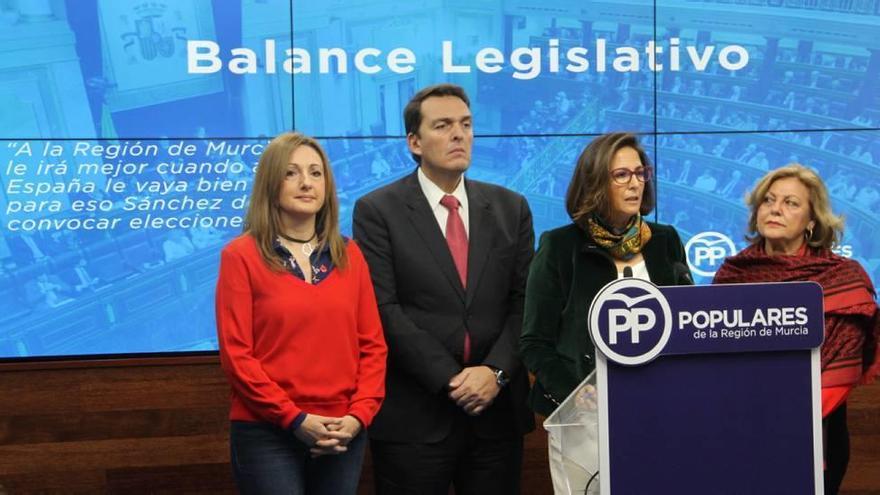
[417,166,468,210]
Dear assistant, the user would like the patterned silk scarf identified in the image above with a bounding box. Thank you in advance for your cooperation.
[587,214,652,260]
[714,243,880,391]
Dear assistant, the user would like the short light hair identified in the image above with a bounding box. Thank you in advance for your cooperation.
[745,163,844,249]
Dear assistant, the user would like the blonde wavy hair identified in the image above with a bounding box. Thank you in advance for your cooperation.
[244,132,348,271]
[745,163,844,250]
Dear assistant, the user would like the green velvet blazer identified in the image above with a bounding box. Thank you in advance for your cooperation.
[520,221,691,416]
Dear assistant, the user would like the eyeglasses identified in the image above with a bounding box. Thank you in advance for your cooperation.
[610,167,652,184]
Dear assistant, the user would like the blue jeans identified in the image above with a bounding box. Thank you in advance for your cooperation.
[230,420,367,495]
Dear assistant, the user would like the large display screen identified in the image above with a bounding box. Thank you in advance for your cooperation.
[1,0,877,359]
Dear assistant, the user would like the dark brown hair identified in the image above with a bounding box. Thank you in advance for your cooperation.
[565,132,655,229]
[403,83,470,163]
[244,132,348,271]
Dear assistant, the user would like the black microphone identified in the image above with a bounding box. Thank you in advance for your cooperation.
[623,266,633,278]
[672,261,694,285]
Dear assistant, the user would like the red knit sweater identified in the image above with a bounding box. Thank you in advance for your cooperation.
[215,235,387,429]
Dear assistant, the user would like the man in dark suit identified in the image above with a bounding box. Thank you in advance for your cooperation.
[353,83,535,494]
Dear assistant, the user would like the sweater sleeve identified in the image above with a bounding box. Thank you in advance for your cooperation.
[346,242,388,427]
[215,245,302,429]
[821,385,851,418]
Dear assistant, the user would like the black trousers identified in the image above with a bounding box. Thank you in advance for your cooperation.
[370,412,524,495]
[824,403,850,495]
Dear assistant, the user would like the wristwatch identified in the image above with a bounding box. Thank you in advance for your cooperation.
[491,367,510,387]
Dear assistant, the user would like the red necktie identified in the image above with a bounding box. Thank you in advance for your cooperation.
[440,194,471,363]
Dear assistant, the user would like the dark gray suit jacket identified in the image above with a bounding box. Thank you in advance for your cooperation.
[353,171,535,442]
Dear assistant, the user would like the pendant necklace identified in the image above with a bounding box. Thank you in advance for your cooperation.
[279,231,317,256]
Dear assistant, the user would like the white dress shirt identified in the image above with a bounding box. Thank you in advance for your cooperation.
[417,167,469,238]
[617,259,651,281]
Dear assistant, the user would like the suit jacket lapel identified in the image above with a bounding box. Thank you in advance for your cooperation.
[465,181,494,307]
[643,225,670,283]
[402,172,466,301]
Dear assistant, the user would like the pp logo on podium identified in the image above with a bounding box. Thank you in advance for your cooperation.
[589,278,672,365]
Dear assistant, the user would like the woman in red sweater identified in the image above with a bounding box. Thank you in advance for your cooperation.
[215,132,387,494]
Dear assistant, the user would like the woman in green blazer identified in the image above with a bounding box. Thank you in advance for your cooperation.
[520,132,692,417]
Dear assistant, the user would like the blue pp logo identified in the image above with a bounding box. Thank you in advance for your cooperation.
[685,231,737,278]
[589,279,672,365]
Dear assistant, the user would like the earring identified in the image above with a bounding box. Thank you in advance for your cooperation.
[805,225,814,240]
